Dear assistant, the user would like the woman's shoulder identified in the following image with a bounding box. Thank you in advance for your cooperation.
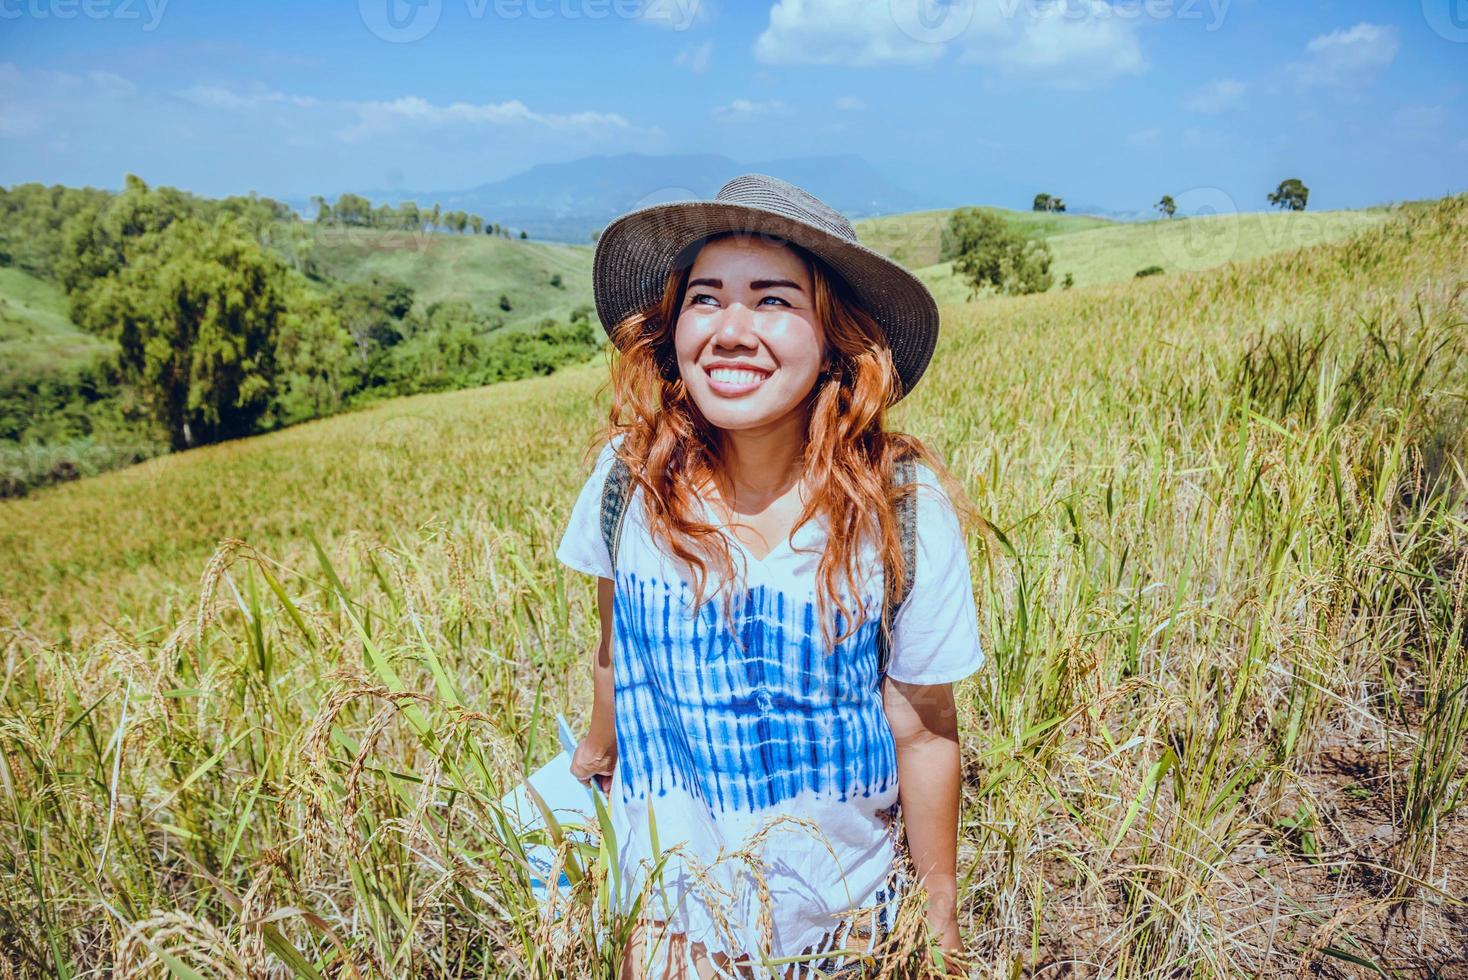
[587,432,630,477]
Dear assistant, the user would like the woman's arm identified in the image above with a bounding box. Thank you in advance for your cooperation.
[884,677,963,965]
[570,576,617,792]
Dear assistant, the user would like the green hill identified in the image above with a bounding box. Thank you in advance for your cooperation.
[296,226,595,328]
[911,206,1396,304]
[0,266,112,385]
[854,206,1112,268]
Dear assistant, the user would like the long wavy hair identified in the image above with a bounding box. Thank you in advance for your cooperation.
[594,231,975,654]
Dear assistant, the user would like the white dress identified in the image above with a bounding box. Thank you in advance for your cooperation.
[556,437,984,976]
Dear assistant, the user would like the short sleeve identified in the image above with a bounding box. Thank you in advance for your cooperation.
[554,436,622,580]
[885,463,985,685]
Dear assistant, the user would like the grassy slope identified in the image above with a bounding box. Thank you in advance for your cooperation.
[300,227,596,328]
[0,266,113,384]
[0,200,1451,629]
[854,206,1111,268]
[1,197,1464,975]
[911,206,1395,304]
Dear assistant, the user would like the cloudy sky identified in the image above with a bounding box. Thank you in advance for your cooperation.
[2,0,1464,213]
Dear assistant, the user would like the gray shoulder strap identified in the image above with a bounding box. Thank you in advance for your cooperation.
[877,454,919,678]
[598,454,633,579]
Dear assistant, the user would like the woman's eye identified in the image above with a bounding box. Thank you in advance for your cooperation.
[759,296,790,307]
[691,293,717,307]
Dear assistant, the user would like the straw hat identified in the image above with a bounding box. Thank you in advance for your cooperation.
[592,172,940,401]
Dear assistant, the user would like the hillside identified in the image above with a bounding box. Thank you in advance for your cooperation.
[295,225,596,327]
[1,195,1464,976]
[854,205,1111,268]
[910,205,1396,303]
[0,265,112,384]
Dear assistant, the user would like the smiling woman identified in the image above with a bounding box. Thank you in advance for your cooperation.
[558,174,983,978]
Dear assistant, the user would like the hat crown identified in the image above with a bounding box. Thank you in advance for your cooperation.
[713,173,858,245]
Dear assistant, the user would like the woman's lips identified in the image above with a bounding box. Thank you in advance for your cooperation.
[704,365,772,396]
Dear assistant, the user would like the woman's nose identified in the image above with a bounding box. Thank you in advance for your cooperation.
[712,303,757,346]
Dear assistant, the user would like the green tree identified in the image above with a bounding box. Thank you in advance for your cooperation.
[1155,194,1176,218]
[77,215,284,449]
[1268,179,1309,212]
[948,207,1054,298]
[272,287,360,424]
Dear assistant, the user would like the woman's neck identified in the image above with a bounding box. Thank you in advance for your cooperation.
[713,410,808,507]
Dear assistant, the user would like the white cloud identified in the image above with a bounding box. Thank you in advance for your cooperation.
[173,82,637,144]
[711,98,795,121]
[335,96,632,142]
[177,85,321,111]
[959,0,1145,86]
[834,95,865,110]
[1183,78,1245,114]
[0,63,138,137]
[1293,22,1398,87]
[674,39,714,72]
[753,0,1145,86]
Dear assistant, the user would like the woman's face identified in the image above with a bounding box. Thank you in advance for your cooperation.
[673,235,826,433]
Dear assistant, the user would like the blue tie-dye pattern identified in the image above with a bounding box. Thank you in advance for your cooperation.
[612,569,899,813]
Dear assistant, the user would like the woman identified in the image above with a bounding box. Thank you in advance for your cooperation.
[557,174,983,978]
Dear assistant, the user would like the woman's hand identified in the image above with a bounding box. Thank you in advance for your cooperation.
[570,735,616,794]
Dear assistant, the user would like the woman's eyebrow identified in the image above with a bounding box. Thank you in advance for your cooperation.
[686,276,804,291]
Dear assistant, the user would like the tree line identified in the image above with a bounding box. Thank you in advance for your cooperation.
[0,176,597,496]
[309,193,528,238]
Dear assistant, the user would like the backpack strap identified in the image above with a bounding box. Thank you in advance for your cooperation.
[598,454,634,579]
[876,455,919,679]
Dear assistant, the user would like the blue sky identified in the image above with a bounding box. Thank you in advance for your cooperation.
[1,0,1464,213]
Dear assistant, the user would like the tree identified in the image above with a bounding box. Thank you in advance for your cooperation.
[1268,179,1309,211]
[947,207,1055,298]
[77,215,284,449]
[519,230,528,240]
[1033,193,1066,213]
[1155,195,1176,218]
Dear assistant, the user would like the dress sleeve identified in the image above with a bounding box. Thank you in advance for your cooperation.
[885,462,985,685]
[554,437,621,580]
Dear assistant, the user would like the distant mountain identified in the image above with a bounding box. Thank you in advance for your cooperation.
[289,153,946,244]
[1063,201,1160,223]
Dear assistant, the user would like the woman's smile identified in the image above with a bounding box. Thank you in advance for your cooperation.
[703,360,774,396]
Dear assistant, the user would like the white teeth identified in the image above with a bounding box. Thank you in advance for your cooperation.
[708,368,767,386]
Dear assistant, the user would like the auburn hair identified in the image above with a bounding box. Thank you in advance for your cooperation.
[593,230,974,654]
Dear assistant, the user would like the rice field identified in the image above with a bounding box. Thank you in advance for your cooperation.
[1,194,1465,977]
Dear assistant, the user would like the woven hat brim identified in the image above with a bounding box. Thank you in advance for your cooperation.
[592,200,939,401]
